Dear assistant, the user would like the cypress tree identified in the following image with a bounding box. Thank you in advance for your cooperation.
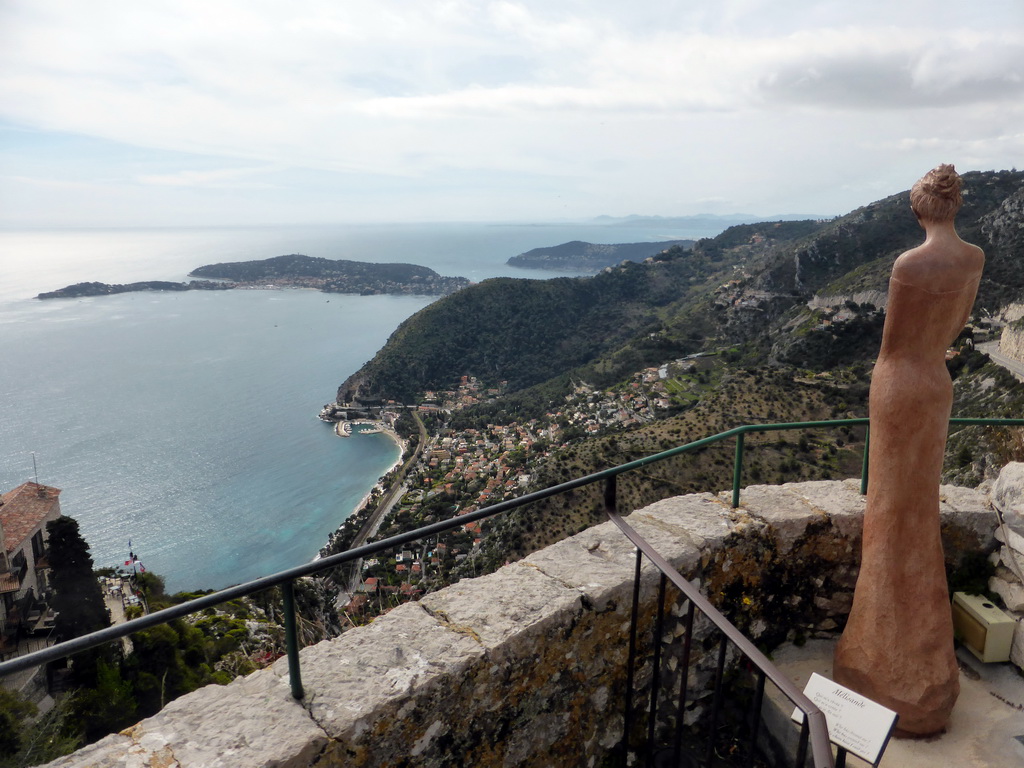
[46,516,113,687]
[46,516,109,641]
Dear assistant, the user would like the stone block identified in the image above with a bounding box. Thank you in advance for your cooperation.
[298,601,484,743]
[1011,617,1024,670]
[994,523,1024,560]
[414,562,632,766]
[49,664,327,768]
[43,735,135,768]
[989,573,1024,612]
[419,561,582,653]
[628,492,735,556]
[939,483,997,552]
[523,520,663,612]
[718,484,822,554]
[992,462,1024,534]
[812,591,853,616]
[779,478,866,541]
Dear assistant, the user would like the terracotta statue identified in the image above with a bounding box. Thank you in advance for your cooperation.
[833,165,984,736]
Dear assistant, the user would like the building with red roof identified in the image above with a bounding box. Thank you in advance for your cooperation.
[1,482,62,648]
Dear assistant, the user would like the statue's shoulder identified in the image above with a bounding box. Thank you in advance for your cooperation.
[964,241,985,266]
[891,240,983,293]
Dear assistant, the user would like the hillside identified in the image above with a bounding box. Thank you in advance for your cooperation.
[326,169,1024,605]
[336,220,829,404]
[338,172,1024,409]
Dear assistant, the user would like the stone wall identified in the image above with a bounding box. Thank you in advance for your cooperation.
[988,463,1024,668]
[45,478,1005,768]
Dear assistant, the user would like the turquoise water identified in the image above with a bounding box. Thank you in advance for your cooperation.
[0,222,718,592]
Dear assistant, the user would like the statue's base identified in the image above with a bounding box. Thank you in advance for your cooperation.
[759,637,1023,767]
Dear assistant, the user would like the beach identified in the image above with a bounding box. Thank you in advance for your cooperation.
[319,420,408,552]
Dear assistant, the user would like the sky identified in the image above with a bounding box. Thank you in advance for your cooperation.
[1,0,1022,226]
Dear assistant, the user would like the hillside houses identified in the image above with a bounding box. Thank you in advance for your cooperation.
[347,359,719,614]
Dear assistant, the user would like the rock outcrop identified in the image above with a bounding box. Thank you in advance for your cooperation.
[1000,320,1024,364]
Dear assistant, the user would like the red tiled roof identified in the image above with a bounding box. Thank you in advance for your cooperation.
[0,482,62,553]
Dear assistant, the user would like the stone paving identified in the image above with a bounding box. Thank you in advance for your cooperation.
[765,638,1024,768]
[102,578,134,653]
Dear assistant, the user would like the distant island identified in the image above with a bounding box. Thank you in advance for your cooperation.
[589,213,829,228]
[37,280,235,299]
[507,239,693,271]
[37,254,471,299]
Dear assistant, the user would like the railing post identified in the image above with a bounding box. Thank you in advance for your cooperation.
[622,546,643,767]
[860,424,870,495]
[732,431,746,508]
[647,574,668,764]
[745,670,767,768]
[671,600,696,766]
[795,715,811,768]
[604,475,617,516]
[281,579,304,700]
[704,634,730,768]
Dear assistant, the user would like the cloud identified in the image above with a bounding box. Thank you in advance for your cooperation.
[135,166,281,189]
[755,28,1024,109]
[1,1,1023,225]
[0,174,103,191]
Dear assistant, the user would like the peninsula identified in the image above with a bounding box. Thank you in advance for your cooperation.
[37,280,234,299]
[37,254,470,299]
[507,239,693,271]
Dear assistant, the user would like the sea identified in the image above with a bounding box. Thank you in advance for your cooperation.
[0,221,725,593]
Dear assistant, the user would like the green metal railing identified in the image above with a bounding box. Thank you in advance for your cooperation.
[1,416,1021,763]
[726,417,1023,506]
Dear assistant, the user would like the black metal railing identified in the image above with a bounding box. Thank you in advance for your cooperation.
[608,476,833,767]
[1,417,1021,766]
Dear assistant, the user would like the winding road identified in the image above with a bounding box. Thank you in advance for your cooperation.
[338,410,431,602]
[977,341,1024,382]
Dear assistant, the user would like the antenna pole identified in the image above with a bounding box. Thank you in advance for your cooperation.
[32,452,39,485]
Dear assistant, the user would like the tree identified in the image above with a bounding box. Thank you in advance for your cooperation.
[0,687,36,760]
[46,516,113,688]
[46,516,109,642]
[69,661,137,742]
[0,686,82,767]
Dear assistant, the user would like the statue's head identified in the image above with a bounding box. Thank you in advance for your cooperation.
[910,164,962,223]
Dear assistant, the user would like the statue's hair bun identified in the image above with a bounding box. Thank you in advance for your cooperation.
[910,164,962,222]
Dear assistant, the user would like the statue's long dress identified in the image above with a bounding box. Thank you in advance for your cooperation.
[833,273,979,736]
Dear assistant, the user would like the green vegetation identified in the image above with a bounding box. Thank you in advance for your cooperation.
[0,688,80,768]
[46,517,109,646]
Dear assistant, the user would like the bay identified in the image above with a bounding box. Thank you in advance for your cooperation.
[0,221,720,592]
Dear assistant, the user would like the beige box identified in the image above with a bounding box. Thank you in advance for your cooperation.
[951,592,1014,663]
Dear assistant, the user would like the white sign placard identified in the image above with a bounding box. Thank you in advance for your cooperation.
[791,673,898,765]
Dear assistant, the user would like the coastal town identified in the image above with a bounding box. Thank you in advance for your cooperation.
[327,357,718,619]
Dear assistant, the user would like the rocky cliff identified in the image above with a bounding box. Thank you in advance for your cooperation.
[1001,318,1024,363]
